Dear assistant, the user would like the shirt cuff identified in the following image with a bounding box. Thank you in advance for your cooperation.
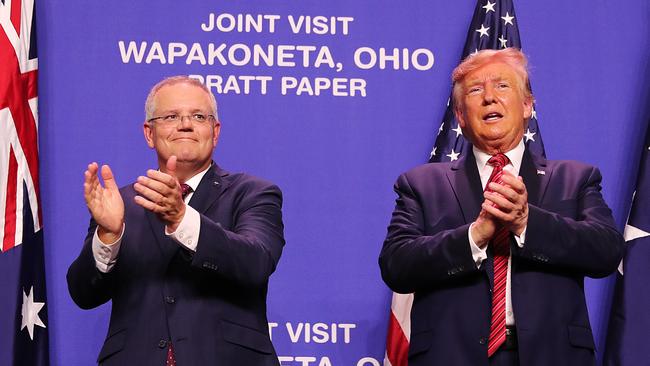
[166,205,200,252]
[468,222,488,267]
[92,224,124,273]
[513,226,526,248]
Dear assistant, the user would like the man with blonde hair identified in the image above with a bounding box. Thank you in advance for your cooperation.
[380,48,623,366]
[68,76,284,365]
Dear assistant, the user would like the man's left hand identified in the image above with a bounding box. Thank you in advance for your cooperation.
[482,170,528,235]
[134,156,186,231]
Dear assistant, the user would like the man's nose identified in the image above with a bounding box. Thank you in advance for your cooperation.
[482,85,496,105]
[178,115,194,129]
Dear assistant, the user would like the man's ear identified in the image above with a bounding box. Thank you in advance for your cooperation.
[523,95,533,120]
[454,104,467,128]
[143,122,155,148]
[212,121,221,147]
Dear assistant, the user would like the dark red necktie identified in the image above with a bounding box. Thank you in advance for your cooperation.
[166,342,176,366]
[485,153,511,357]
[181,183,192,200]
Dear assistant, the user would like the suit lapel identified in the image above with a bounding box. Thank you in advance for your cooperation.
[144,208,179,259]
[144,163,230,259]
[446,152,484,224]
[446,152,493,284]
[510,149,551,278]
[518,149,551,207]
[187,163,230,214]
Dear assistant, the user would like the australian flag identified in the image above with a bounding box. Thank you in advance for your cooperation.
[604,125,650,366]
[0,0,50,365]
[429,0,545,163]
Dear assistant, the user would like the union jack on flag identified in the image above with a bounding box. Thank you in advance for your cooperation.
[1,0,50,364]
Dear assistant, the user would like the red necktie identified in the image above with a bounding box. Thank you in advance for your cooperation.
[485,153,511,357]
[181,183,192,200]
[166,342,176,366]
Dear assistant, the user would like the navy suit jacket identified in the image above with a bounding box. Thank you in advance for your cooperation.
[67,164,284,365]
[379,149,624,366]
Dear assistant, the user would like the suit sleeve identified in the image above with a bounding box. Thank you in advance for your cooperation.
[514,166,624,278]
[190,181,285,287]
[66,218,116,309]
[379,172,480,294]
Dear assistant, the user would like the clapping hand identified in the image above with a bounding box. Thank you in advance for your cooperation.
[84,162,124,244]
[133,155,186,232]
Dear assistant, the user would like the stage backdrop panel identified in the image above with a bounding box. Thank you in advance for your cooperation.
[35,1,649,365]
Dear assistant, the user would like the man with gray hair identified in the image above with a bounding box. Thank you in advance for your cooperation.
[379,48,623,366]
[68,76,284,365]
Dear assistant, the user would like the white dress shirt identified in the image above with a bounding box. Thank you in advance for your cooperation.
[92,165,211,273]
[468,139,527,326]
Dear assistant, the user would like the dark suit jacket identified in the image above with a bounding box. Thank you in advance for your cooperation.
[67,164,284,366]
[379,149,624,366]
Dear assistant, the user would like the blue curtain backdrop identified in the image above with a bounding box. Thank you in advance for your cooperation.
[34,1,649,365]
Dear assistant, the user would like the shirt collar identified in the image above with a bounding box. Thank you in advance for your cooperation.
[473,139,525,173]
[183,163,212,192]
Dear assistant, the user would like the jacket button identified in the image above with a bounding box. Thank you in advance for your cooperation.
[479,337,486,345]
[158,339,168,348]
[165,296,175,304]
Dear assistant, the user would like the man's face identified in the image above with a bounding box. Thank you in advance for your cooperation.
[143,82,220,171]
[455,62,532,154]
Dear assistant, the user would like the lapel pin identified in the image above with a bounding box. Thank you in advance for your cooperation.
[213,181,220,186]
[536,170,545,175]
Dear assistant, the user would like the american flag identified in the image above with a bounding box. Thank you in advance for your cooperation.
[1,0,50,364]
[383,1,545,365]
[604,126,650,365]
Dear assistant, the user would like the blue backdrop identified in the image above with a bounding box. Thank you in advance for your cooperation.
[36,1,649,365]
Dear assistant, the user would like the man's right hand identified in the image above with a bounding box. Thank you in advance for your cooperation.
[471,209,497,248]
[84,162,124,244]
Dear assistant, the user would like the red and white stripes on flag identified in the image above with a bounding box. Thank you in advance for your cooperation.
[383,293,413,366]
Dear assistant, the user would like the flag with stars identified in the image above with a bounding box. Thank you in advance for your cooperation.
[384,1,545,365]
[604,125,650,366]
[1,0,50,365]
[429,0,545,163]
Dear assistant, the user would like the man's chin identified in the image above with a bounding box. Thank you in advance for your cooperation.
[174,154,198,163]
[475,134,520,152]
[160,149,195,162]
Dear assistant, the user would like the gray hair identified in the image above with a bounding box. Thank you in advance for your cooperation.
[144,76,218,121]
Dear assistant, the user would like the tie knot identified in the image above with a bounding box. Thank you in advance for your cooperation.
[488,153,509,168]
[180,183,192,199]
